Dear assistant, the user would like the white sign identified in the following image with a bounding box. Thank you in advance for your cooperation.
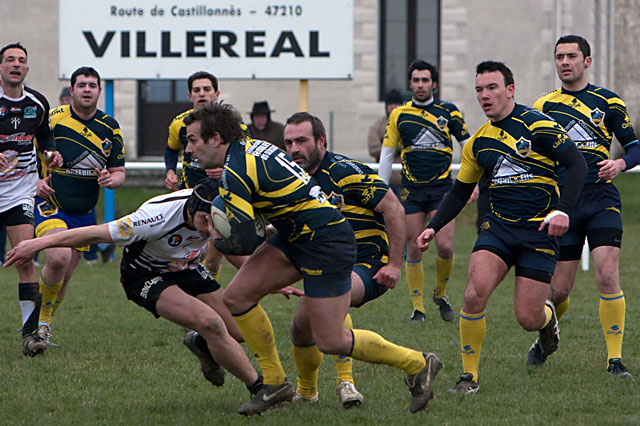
[59,0,353,80]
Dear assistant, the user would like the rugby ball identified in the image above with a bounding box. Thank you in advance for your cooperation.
[211,195,267,242]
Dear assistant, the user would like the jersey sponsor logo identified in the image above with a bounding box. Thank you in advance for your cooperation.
[570,98,582,109]
[515,137,531,157]
[411,127,446,149]
[622,117,632,129]
[436,116,448,131]
[491,155,533,185]
[0,133,33,143]
[132,214,164,227]
[168,234,182,247]
[10,117,21,129]
[24,106,37,118]
[21,202,34,219]
[553,132,567,149]
[10,107,21,113]
[117,217,133,237]
[0,106,6,117]
[589,108,605,127]
[140,276,162,299]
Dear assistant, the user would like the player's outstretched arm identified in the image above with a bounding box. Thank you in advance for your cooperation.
[4,224,113,268]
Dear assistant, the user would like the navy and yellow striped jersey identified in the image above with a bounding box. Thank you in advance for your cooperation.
[534,83,638,185]
[168,109,250,188]
[458,103,573,223]
[383,99,470,185]
[45,105,125,214]
[219,139,345,242]
[312,151,389,262]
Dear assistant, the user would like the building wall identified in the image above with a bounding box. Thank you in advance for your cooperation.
[1,0,636,164]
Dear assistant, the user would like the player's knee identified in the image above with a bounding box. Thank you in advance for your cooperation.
[290,317,313,346]
[44,250,72,271]
[437,245,454,259]
[222,289,241,312]
[315,336,349,356]
[198,314,228,339]
[515,310,543,331]
[463,283,489,310]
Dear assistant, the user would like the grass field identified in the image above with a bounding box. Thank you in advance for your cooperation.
[1,175,639,425]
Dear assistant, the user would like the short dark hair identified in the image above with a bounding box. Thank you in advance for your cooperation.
[555,34,591,59]
[407,59,439,84]
[476,60,515,87]
[0,42,27,63]
[70,66,101,88]
[285,112,327,147]
[184,102,244,144]
[186,178,219,217]
[188,71,218,93]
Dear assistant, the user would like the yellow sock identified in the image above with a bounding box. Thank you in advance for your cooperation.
[435,255,454,298]
[233,304,285,385]
[39,275,63,324]
[333,313,354,384]
[52,295,65,315]
[351,329,425,375]
[555,297,570,320]
[542,304,553,328]
[459,310,486,382]
[599,291,625,360]
[292,344,323,398]
[405,260,424,312]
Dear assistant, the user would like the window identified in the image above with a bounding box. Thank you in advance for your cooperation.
[379,0,441,100]
[137,80,192,157]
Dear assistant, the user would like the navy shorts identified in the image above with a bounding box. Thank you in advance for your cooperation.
[474,215,559,283]
[0,202,34,227]
[34,197,96,250]
[559,184,622,260]
[267,220,356,298]
[121,264,221,318]
[400,180,452,215]
[353,257,389,307]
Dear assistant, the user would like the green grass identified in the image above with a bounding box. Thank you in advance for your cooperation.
[2,175,640,425]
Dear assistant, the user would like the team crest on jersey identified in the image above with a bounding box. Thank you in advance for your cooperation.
[515,137,531,157]
[10,117,21,129]
[590,108,605,127]
[327,191,345,211]
[168,235,182,247]
[436,116,448,131]
[0,106,6,117]
[24,106,37,118]
[102,138,112,156]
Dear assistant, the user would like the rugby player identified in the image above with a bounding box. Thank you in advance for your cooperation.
[0,42,62,356]
[418,61,587,393]
[379,60,470,323]
[34,66,125,346]
[5,180,265,397]
[528,35,639,377]
[284,112,405,408]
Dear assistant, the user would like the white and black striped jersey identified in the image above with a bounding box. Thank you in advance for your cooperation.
[107,189,209,275]
[0,85,54,212]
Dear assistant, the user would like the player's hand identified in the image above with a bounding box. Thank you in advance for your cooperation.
[373,262,401,289]
[164,169,179,191]
[36,175,55,198]
[538,210,569,237]
[4,240,39,268]
[95,168,114,187]
[417,228,435,252]
[204,214,223,240]
[274,286,304,299]
[597,159,625,180]
[467,184,480,204]
[44,150,63,169]
[205,168,223,179]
